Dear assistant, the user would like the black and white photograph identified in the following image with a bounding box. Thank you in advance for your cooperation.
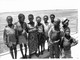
[0,0,80,60]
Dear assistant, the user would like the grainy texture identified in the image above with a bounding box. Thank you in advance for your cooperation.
[0,9,78,54]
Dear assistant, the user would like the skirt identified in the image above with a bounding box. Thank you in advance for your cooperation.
[18,35,28,44]
[37,33,45,45]
[6,34,17,48]
[63,50,72,58]
[28,31,38,54]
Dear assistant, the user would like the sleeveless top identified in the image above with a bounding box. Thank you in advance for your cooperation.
[43,22,51,37]
[36,23,44,33]
[62,36,74,50]
[14,21,28,36]
[4,24,16,42]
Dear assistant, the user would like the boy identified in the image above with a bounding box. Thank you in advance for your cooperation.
[50,14,55,23]
[43,15,50,51]
[49,14,55,28]
[3,16,17,59]
[36,16,45,55]
[61,27,78,58]
[14,14,28,58]
[48,19,61,58]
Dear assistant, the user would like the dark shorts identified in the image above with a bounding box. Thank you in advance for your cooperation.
[37,33,45,45]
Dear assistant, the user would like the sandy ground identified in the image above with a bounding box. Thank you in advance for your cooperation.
[0,10,79,59]
[0,33,79,59]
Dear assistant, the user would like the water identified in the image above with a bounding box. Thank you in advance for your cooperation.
[0,9,78,54]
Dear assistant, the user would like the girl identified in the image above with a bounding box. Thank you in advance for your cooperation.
[3,16,17,59]
[27,14,38,58]
[14,14,28,58]
[61,27,78,58]
[36,16,45,55]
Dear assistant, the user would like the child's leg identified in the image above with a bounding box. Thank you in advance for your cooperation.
[41,44,43,54]
[65,50,72,58]
[14,45,17,59]
[10,47,14,59]
[54,44,60,58]
[43,42,45,51]
[38,44,40,54]
[49,44,54,58]
[24,44,27,57]
[47,38,49,51]
[41,44,42,51]
[20,44,24,57]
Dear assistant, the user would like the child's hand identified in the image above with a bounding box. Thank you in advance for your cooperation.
[22,30,26,34]
[71,40,78,47]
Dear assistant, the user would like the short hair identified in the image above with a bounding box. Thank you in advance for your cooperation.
[50,14,55,18]
[18,13,25,19]
[64,27,70,33]
[36,16,41,20]
[54,18,61,24]
[6,16,13,22]
[43,15,48,19]
[28,14,34,18]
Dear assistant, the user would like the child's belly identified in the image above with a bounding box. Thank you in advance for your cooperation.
[63,41,70,47]
[63,41,71,50]
[7,34,17,42]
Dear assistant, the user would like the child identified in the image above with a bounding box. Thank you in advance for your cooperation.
[14,14,28,58]
[61,27,78,58]
[27,14,38,58]
[36,16,45,55]
[43,15,50,51]
[3,16,17,59]
[48,19,61,58]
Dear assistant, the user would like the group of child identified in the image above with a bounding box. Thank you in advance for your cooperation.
[3,13,78,59]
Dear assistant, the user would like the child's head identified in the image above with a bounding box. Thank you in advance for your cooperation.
[64,27,70,36]
[62,18,69,27]
[6,16,13,25]
[36,16,41,23]
[54,18,60,26]
[18,13,25,23]
[43,15,48,23]
[28,14,34,22]
[50,14,55,23]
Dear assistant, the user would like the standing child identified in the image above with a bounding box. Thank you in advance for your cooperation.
[43,15,50,51]
[61,27,78,58]
[3,16,17,59]
[48,19,61,58]
[27,14,38,58]
[36,16,45,55]
[14,14,28,58]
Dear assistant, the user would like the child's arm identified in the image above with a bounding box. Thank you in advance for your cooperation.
[60,37,64,49]
[71,37,78,47]
[3,29,7,45]
[48,27,53,44]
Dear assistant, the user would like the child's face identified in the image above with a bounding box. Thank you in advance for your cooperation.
[36,17,41,23]
[7,17,13,25]
[19,16,25,22]
[65,29,70,36]
[43,16,48,22]
[50,15,55,22]
[28,15,34,22]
